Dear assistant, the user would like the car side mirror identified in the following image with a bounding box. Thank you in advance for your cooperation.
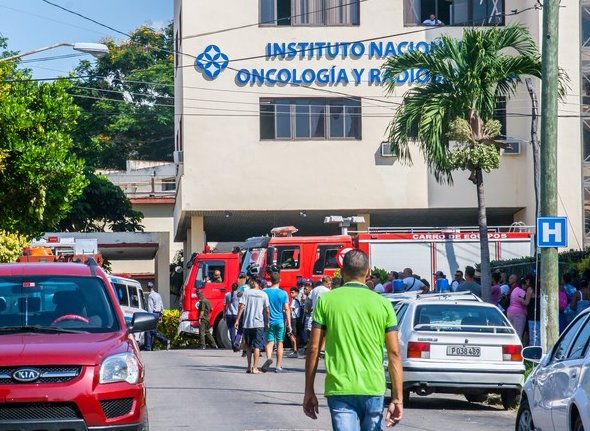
[522,346,543,363]
[128,312,157,334]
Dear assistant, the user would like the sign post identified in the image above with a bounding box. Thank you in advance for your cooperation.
[537,216,566,352]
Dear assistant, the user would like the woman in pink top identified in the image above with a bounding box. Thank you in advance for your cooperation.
[506,281,528,341]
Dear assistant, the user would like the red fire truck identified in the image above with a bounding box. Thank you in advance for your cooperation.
[178,225,533,348]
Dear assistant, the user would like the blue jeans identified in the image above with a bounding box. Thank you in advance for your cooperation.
[327,395,384,431]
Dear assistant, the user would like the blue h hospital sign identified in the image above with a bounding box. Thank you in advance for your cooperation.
[536,217,568,248]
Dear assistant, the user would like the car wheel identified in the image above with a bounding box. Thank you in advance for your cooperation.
[573,414,584,431]
[214,318,232,349]
[501,390,520,410]
[515,398,534,431]
[465,393,488,403]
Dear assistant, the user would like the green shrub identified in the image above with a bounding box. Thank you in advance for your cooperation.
[371,267,388,283]
[0,231,29,263]
[154,309,200,350]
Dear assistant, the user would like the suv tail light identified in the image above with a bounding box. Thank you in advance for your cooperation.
[408,341,430,359]
[502,345,522,361]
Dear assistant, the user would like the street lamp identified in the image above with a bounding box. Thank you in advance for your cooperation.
[0,42,109,62]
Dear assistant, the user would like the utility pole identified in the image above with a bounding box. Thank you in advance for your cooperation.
[539,1,560,351]
[525,79,540,222]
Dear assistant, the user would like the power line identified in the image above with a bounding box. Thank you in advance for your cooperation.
[39,0,131,39]
[183,0,368,39]
[20,53,86,64]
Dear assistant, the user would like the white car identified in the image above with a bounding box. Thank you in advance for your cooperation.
[517,308,590,431]
[109,275,148,347]
[386,291,525,409]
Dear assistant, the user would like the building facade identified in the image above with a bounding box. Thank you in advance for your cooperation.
[173,0,585,254]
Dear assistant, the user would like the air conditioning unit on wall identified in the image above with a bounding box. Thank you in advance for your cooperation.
[502,140,521,155]
[381,142,395,157]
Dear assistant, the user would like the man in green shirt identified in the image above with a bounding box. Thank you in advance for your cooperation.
[303,249,403,430]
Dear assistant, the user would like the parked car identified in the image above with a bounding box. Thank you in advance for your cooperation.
[0,260,157,430]
[385,291,524,409]
[516,307,590,431]
[110,275,148,347]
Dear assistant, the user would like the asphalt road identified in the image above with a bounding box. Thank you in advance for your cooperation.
[143,349,517,431]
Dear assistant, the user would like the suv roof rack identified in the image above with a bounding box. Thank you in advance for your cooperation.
[414,291,482,302]
[86,256,98,276]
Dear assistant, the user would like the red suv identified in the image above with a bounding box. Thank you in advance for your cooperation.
[0,260,156,430]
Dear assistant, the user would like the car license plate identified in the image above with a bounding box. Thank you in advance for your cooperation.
[447,346,481,357]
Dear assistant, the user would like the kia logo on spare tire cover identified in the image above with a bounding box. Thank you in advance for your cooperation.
[12,368,41,382]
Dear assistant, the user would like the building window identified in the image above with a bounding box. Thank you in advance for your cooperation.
[404,0,504,26]
[260,98,361,140]
[260,0,360,26]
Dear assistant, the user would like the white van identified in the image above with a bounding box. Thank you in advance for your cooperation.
[109,275,148,347]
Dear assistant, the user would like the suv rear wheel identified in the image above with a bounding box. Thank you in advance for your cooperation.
[501,390,520,410]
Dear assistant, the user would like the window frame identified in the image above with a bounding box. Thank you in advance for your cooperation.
[260,97,362,141]
[260,0,361,27]
[403,0,505,27]
[549,314,590,363]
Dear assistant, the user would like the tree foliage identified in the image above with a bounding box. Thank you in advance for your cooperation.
[55,170,144,232]
[382,25,542,183]
[0,231,30,263]
[0,39,87,236]
[382,25,543,301]
[71,24,174,169]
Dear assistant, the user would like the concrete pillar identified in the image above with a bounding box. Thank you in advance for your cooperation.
[190,215,206,254]
[154,232,171,308]
[356,213,371,232]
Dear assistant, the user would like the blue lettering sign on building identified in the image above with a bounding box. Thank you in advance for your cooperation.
[194,40,440,86]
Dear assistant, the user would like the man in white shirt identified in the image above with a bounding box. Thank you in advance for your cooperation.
[401,268,426,292]
[371,273,385,293]
[423,13,444,26]
[310,276,331,310]
[145,282,170,351]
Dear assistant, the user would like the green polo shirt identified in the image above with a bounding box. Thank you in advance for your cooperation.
[312,282,397,396]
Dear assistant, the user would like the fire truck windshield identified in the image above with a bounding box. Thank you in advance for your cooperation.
[240,248,266,276]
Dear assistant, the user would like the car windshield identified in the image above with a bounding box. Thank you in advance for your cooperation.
[0,276,119,333]
[413,304,513,333]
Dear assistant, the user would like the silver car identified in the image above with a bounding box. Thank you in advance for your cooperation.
[386,292,524,409]
[517,308,590,431]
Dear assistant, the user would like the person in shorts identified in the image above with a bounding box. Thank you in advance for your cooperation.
[263,271,291,372]
[303,249,404,430]
[235,277,269,374]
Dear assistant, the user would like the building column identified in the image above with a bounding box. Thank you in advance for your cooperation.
[154,232,171,308]
[356,213,371,232]
[190,215,206,254]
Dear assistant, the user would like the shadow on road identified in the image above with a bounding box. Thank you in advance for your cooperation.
[405,395,505,411]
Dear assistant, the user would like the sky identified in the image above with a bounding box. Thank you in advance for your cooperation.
[0,0,172,78]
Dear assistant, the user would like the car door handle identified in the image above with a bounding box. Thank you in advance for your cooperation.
[220,288,227,292]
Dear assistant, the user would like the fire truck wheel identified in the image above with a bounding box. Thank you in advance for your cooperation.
[214,318,232,349]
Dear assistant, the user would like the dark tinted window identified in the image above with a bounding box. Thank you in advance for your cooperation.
[414,304,511,333]
[113,282,129,306]
[567,315,590,360]
[552,314,589,362]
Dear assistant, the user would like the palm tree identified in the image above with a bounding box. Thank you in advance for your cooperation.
[382,25,542,302]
